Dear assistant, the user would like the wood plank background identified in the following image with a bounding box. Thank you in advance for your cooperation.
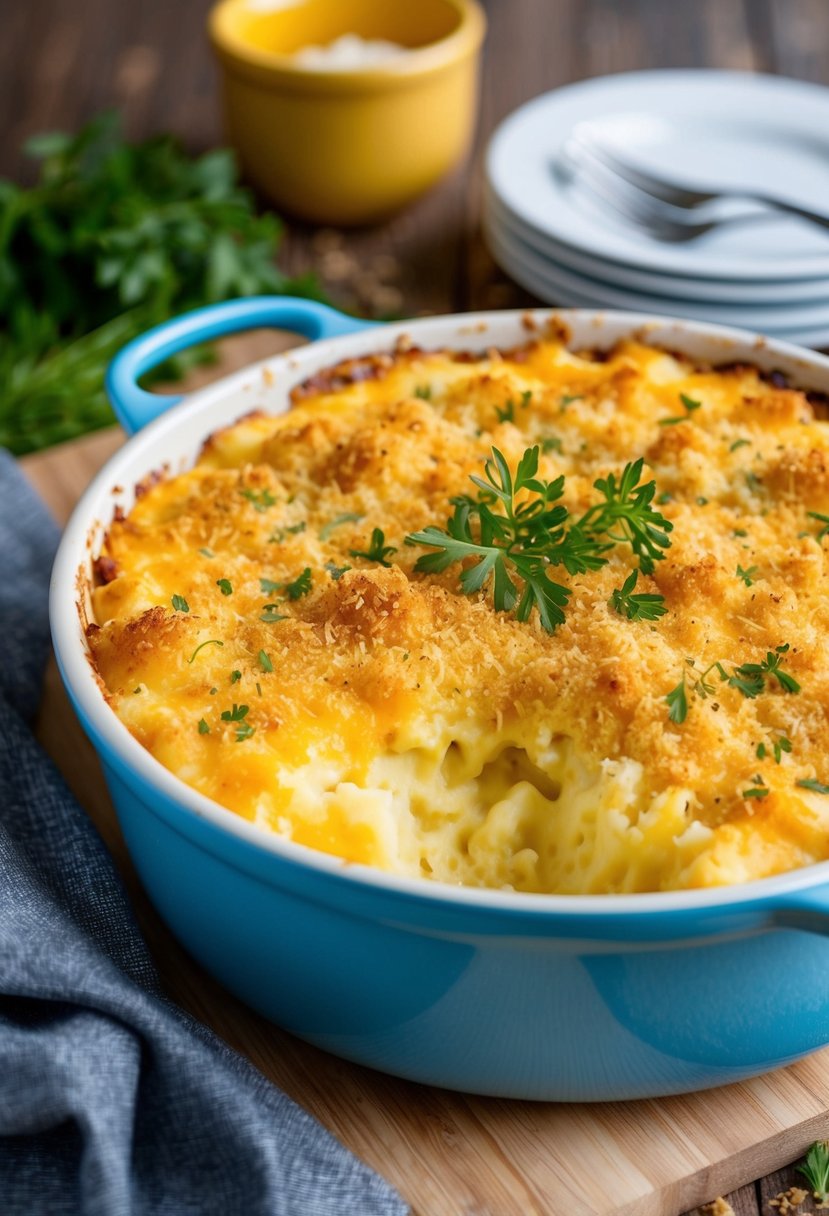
[9,1,829,1212]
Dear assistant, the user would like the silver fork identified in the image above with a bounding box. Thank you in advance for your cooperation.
[560,125,829,242]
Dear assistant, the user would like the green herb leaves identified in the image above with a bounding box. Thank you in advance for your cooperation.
[0,112,319,456]
[220,702,254,742]
[406,446,672,633]
[659,392,702,426]
[171,594,189,613]
[735,564,759,587]
[260,568,312,600]
[216,578,233,596]
[188,639,224,663]
[667,646,800,723]
[241,488,277,513]
[798,1140,829,1201]
[666,679,689,724]
[609,571,667,622]
[797,778,829,796]
[350,528,398,567]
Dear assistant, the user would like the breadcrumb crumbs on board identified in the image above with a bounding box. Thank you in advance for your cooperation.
[769,1187,809,1213]
[86,332,829,894]
[699,1199,735,1216]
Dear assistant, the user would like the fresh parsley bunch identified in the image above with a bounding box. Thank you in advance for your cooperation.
[0,112,324,455]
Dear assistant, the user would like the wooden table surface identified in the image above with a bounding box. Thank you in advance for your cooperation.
[9,1,829,1212]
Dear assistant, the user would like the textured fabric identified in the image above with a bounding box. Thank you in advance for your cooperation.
[0,449,407,1216]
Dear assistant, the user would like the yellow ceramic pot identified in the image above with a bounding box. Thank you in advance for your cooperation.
[208,0,486,225]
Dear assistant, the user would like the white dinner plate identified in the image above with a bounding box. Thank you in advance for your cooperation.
[486,70,829,282]
[485,210,829,329]
[484,215,829,348]
[486,188,829,306]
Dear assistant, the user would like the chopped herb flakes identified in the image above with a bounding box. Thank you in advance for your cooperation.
[659,392,702,426]
[797,778,829,795]
[540,436,563,454]
[241,487,277,512]
[808,511,829,542]
[258,650,273,672]
[325,561,351,581]
[230,670,241,684]
[736,564,759,587]
[729,438,751,452]
[757,736,791,764]
[413,384,432,400]
[666,679,688,724]
[188,639,224,663]
[171,594,189,613]
[559,393,582,409]
[198,547,215,558]
[350,528,398,567]
[221,702,254,742]
[216,578,233,596]
[319,513,363,541]
[198,718,210,735]
[742,777,769,799]
[667,645,800,722]
[609,571,667,622]
[260,605,288,623]
[269,521,306,543]
[260,568,312,600]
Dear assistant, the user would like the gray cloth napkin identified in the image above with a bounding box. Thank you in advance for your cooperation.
[0,449,407,1216]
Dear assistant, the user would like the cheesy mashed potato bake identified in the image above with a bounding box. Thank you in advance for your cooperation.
[88,330,829,894]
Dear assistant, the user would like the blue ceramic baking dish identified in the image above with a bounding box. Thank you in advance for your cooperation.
[50,297,829,1101]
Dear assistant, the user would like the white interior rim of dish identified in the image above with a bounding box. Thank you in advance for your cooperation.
[486,69,829,282]
[485,187,829,306]
[50,307,829,917]
[484,212,829,344]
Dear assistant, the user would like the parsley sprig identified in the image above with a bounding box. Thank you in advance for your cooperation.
[659,392,702,427]
[220,702,254,742]
[260,568,312,600]
[798,1140,829,1201]
[609,571,667,622]
[667,645,800,723]
[406,446,672,632]
[350,528,398,567]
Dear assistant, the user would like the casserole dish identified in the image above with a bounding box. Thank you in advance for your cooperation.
[50,297,829,1101]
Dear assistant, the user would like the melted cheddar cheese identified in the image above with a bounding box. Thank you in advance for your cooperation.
[88,332,829,894]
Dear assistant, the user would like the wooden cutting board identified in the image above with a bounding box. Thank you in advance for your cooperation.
[21,337,829,1216]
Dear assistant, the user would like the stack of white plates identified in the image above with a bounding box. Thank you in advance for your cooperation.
[484,71,829,347]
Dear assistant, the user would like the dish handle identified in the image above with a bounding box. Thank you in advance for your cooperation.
[105,296,377,435]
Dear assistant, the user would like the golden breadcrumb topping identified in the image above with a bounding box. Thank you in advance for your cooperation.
[87,333,829,894]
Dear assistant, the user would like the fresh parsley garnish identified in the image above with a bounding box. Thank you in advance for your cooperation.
[736,564,759,587]
[260,605,288,623]
[742,775,769,800]
[609,570,667,622]
[319,513,363,541]
[220,702,253,742]
[728,645,800,697]
[745,470,762,492]
[541,436,563,454]
[198,547,215,558]
[188,639,224,663]
[258,650,273,672]
[407,447,672,633]
[260,568,312,600]
[268,522,307,544]
[198,718,210,735]
[350,528,398,567]
[807,511,829,542]
[756,736,792,764]
[216,578,233,596]
[230,669,241,684]
[659,392,702,426]
[559,393,582,410]
[325,561,351,580]
[666,678,688,724]
[733,528,748,538]
[171,594,189,613]
[798,1140,829,1201]
[241,487,277,513]
[413,384,432,400]
[797,778,829,796]
[729,438,751,452]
